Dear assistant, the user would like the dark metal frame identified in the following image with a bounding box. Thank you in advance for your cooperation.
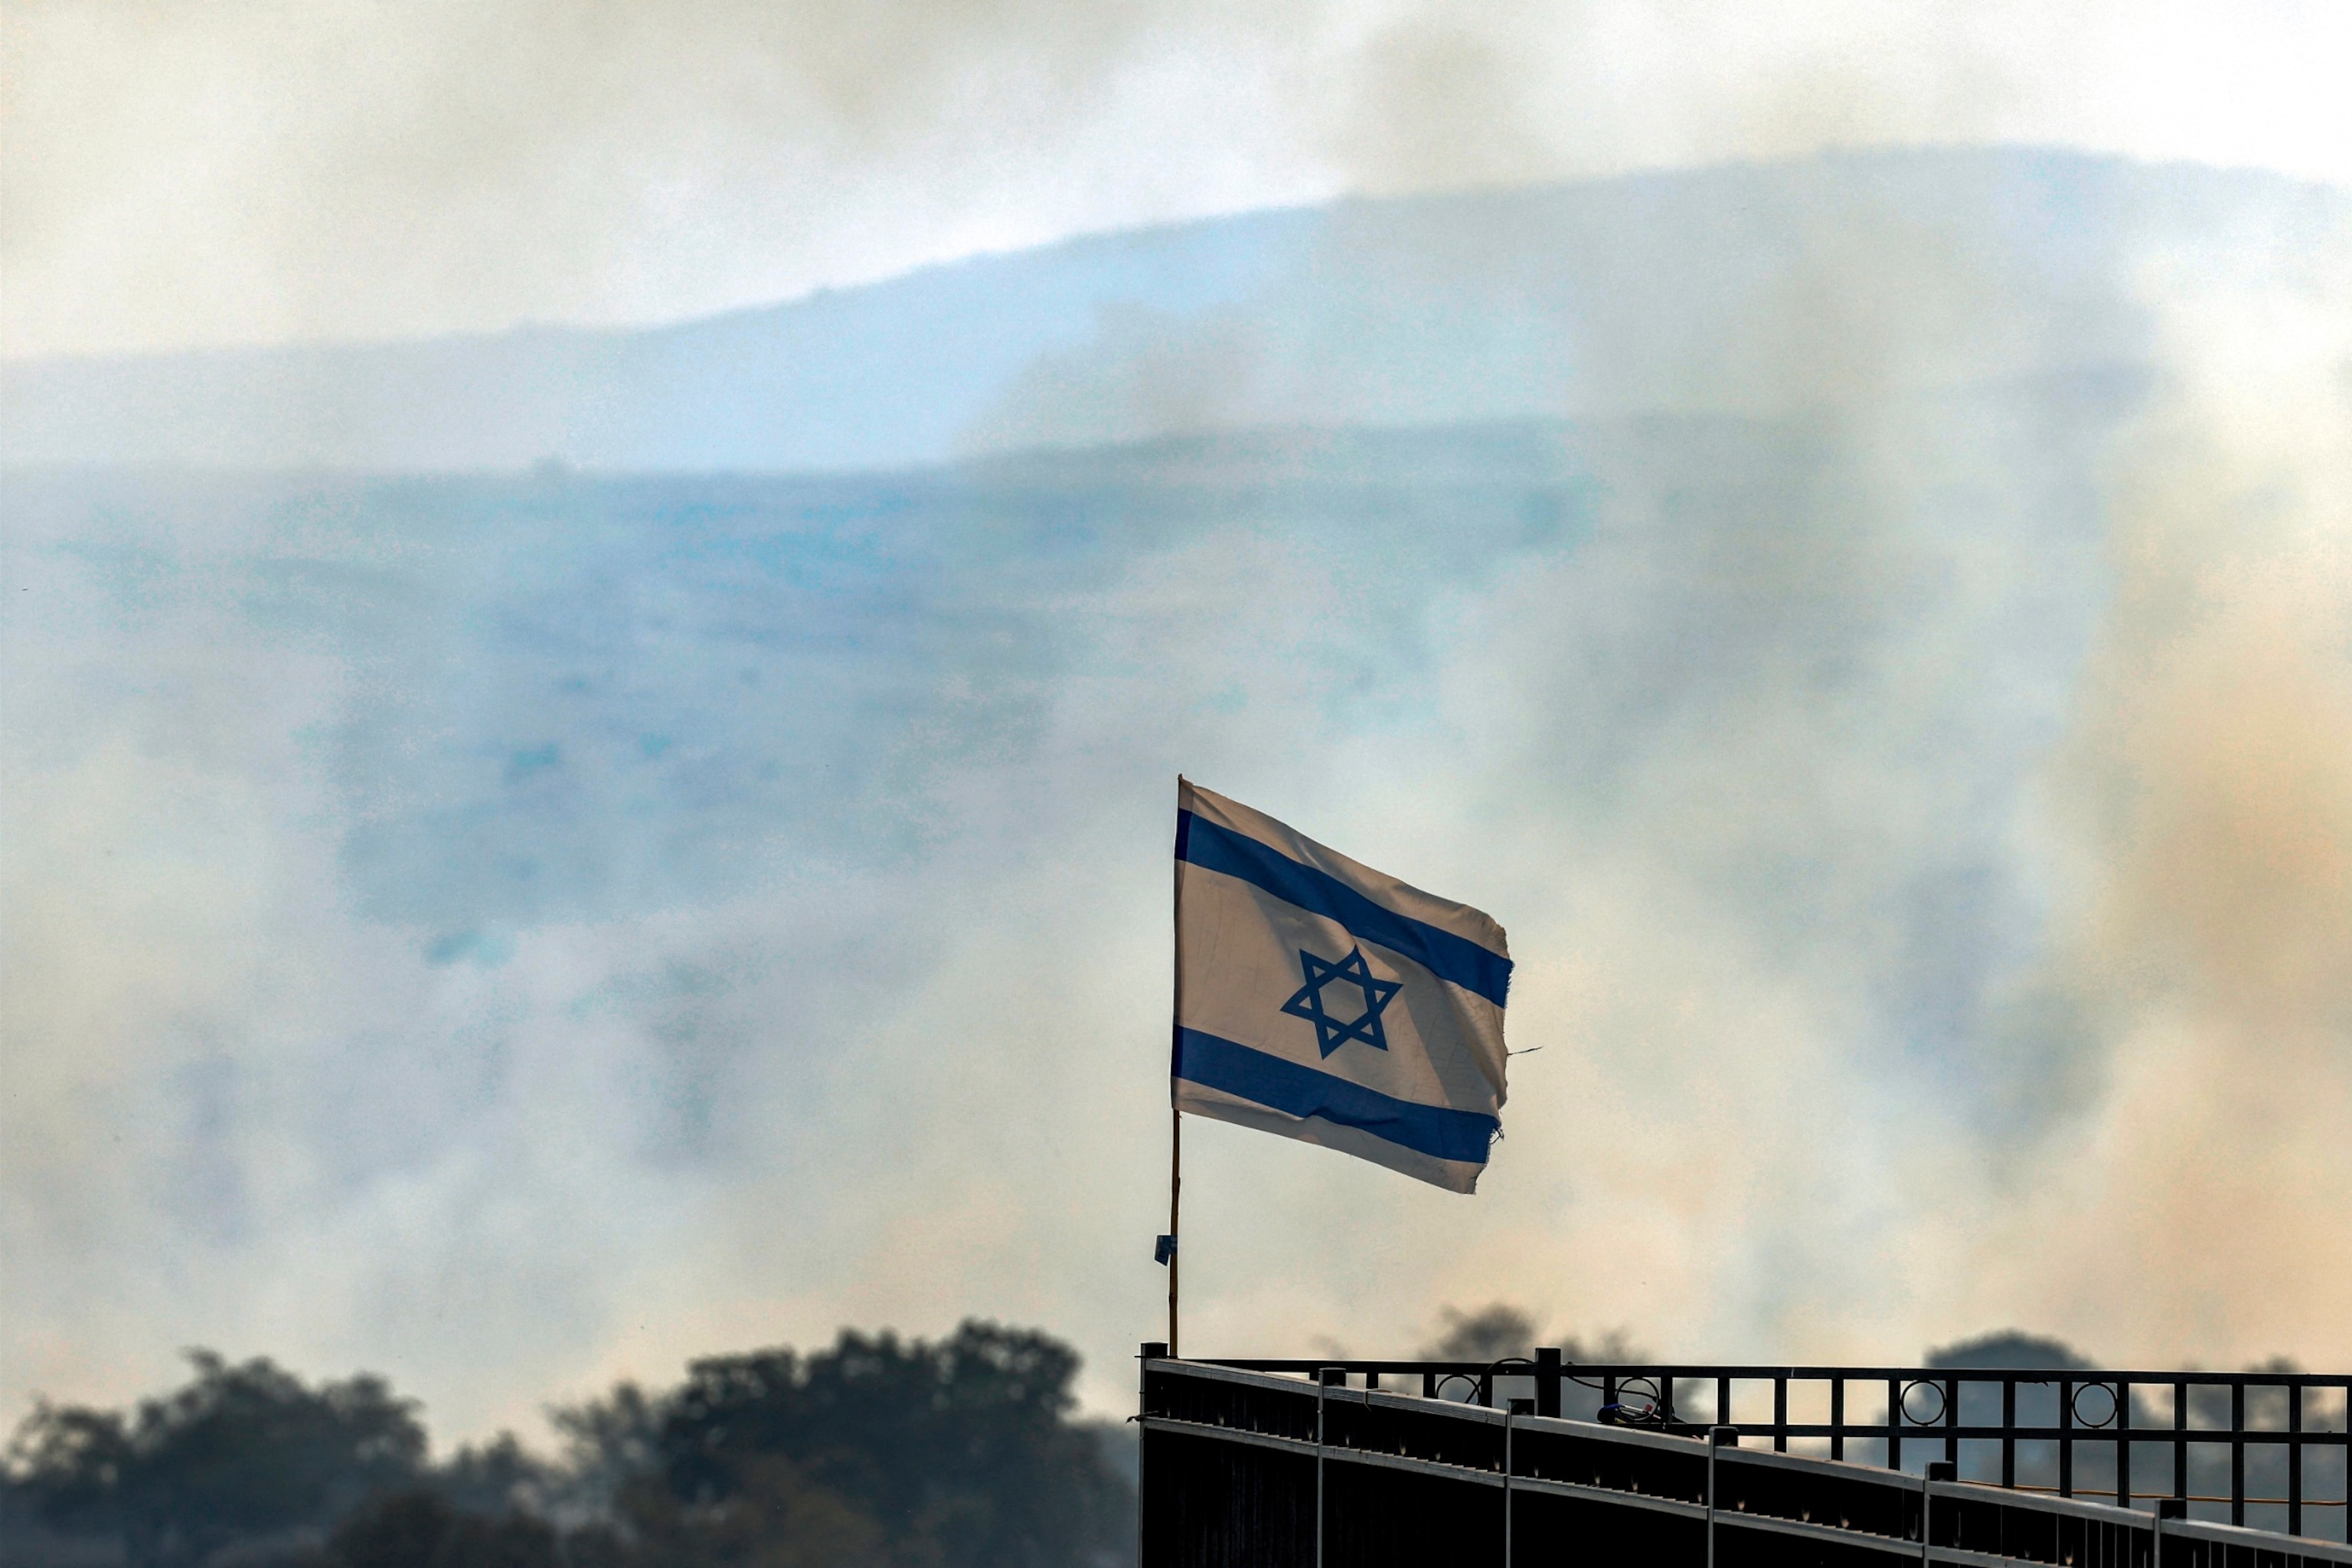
[1142,1354,2352,1567]
[1200,1354,2352,1543]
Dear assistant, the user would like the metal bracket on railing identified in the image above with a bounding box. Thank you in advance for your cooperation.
[1503,1399,1524,1568]
[2156,1495,2187,1565]
[1926,1459,1955,1564]
[1316,1367,1344,1568]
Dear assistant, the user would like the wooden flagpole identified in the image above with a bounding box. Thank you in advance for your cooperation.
[1169,774,1185,1357]
[1168,1107,1181,1355]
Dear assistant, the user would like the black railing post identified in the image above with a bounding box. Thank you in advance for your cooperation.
[1717,1376,1731,1429]
[2288,1375,2301,1540]
[2171,1379,2187,1513]
[1926,1459,1956,1563]
[1662,1372,1677,1426]
[1944,1376,1958,1468]
[2060,1378,2076,1498]
[1707,1426,1738,1568]
[1774,1377,1788,1454]
[1317,1367,1344,1568]
[2231,1380,2246,1527]
[1503,1402,1517,1568]
[2118,1379,2132,1512]
[1831,1378,1846,1461]
[1888,1378,1903,1473]
[1138,1343,1164,1568]
[2331,1378,2345,1547]
[2002,1379,2017,1489]
[1535,1346,1561,1419]
[1599,1373,1617,1423]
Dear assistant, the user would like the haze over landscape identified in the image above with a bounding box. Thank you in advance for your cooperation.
[5,0,2349,1486]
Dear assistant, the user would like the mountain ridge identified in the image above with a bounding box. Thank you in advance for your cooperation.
[4,146,2343,472]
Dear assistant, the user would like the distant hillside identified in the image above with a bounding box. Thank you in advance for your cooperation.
[6,149,2342,472]
[5,388,2120,959]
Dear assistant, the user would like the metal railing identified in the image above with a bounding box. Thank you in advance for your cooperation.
[1202,1354,2352,1544]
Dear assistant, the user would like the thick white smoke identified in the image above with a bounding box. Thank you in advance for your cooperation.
[4,5,2350,1452]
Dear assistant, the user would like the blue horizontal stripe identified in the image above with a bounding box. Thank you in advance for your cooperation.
[1174,1027,1497,1165]
[1176,812,1511,1008]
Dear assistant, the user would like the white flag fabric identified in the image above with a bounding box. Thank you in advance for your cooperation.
[1172,779,1511,1193]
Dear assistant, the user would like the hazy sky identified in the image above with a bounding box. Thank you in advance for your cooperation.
[5,0,2350,358]
[5,1,2350,1456]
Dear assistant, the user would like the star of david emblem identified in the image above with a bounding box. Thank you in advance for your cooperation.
[1281,946,1403,1057]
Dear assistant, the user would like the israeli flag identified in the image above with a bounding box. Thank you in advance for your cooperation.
[1172,779,1511,1193]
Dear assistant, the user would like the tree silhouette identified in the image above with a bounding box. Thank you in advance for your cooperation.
[632,1321,1131,1568]
[7,1325,1135,1567]
[7,1351,425,1563]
